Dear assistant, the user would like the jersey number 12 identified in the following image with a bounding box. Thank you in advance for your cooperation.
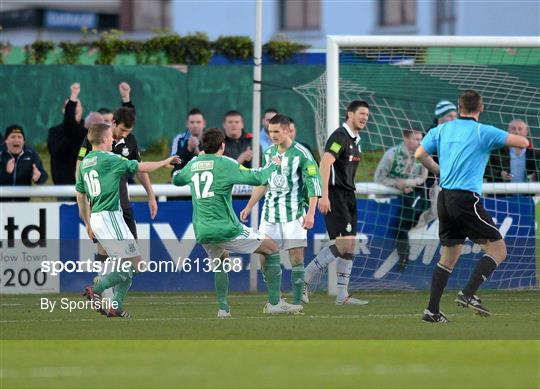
[191,171,214,199]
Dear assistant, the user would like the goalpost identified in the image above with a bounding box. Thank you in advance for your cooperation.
[294,36,540,294]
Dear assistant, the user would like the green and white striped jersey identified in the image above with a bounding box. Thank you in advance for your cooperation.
[75,150,139,213]
[262,141,322,223]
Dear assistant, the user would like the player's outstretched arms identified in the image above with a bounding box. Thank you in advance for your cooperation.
[231,156,281,186]
[138,156,180,173]
[505,134,529,148]
[415,146,440,176]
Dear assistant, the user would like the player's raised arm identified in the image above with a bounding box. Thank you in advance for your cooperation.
[227,156,280,186]
[137,156,180,173]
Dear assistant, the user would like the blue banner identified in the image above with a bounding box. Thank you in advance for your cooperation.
[59,196,536,292]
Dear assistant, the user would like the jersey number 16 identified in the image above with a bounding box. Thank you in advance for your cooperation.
[83,170,101,197]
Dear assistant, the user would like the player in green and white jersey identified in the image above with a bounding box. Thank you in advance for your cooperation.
[240,114,321,306]
[172,127,303,317]
[76,123,178,318]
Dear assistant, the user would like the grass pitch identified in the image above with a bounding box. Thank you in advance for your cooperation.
[1,291,539,388]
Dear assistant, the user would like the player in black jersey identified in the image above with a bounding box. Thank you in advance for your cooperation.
[304,100,370,305]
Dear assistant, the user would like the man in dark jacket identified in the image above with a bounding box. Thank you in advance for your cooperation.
[47,82,93,185]
[171,108,206,173]
[486,119,539,182]
[222,110,257,168]
[0,125,48,201]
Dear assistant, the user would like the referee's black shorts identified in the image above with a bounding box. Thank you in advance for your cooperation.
[438,188,502,247]
[324,187,357,240]
[121,204,138,240]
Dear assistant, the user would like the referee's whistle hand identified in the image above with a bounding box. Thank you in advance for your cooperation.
[318,197,331,214]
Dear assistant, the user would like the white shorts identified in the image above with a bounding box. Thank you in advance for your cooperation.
[90,211,140,258]
[259,218,307,250]
[202,225,264,259]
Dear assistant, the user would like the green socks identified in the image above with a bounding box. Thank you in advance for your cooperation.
[264,253,282,305]
[291,263,305,305]
[94,269,130,294]
[94,265,134,310]
[214,261,230,312]
[113,278,132,310]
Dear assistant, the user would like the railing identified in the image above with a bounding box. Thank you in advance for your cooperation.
[1,182,540,198]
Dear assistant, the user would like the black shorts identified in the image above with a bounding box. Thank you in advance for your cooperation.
[438,189,502,247]
[324,187,357,240]
[121,205,138,240]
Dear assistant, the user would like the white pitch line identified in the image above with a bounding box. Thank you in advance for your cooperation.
[0,312,521,324]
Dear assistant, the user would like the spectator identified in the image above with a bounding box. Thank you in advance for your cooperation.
[98,107,113,125]
[0,125,48,202]
[171,108,206,171]
[486,119,539,182]
[374,128,428,271]
[427,100,458,131]
[260,108,278,151]
[222,110,257,168]
[423,99,458,222]
[288,117,317,161]
[47,83,101,186]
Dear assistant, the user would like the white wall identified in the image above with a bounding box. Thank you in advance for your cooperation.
[172,0,277,43]
[169,0,540,49]
[301,1,374,48]
[456,0,540,36]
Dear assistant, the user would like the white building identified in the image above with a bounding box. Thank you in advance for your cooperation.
[0,0,171,45]
[2,1,538,47]
[172,0,540,49]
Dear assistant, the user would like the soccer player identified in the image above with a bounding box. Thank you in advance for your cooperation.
[172,128,302,316]
[415,90,529,322]
[77,123,178,318]
[304,100,370,305]
[77,89,156,303]
[240,114,321,306]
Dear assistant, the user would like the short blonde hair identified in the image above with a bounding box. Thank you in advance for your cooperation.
[87,123,111,146]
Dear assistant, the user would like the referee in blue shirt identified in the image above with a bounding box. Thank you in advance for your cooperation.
[415,90,529,322]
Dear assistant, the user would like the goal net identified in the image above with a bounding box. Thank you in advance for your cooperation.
[294,36,540,292]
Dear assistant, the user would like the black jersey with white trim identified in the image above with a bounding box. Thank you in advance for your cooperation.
[324,123,361,192]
